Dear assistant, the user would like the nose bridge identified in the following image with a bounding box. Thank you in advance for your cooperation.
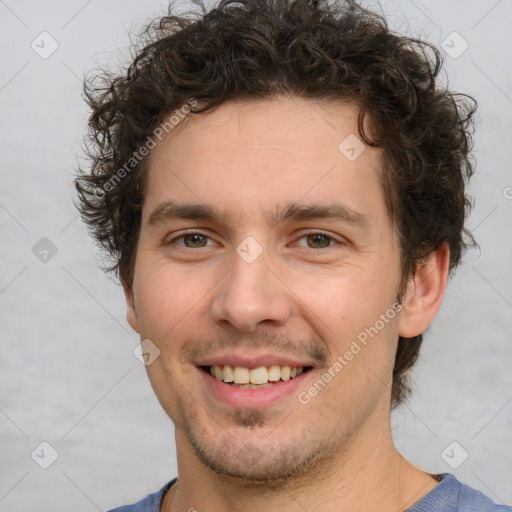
[211,240,290,332]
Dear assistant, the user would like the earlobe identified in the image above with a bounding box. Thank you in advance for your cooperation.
[123,283,140,333]
[398,244,450,338]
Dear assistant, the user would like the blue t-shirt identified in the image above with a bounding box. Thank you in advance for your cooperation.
[108,474,511,511]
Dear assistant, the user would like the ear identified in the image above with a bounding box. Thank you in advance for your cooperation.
[398,243,450,338]
[123,281,140,333]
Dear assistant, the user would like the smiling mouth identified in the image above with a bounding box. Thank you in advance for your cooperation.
[200,364,312,388]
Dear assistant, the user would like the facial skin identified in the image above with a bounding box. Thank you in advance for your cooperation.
[125,97,449,511]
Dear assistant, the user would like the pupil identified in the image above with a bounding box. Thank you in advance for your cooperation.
[186,234,206,247]
[308,234,329,248]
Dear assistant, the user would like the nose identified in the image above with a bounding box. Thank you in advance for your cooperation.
[210,246,291,333]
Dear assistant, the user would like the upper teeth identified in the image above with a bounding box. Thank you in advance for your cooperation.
[210,365,304,384]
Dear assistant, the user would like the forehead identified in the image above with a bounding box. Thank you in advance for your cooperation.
[143,96,387,228]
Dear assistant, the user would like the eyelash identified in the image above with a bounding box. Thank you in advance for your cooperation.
[294,230,341,249]
[167,231,215,249]
[166,230,342,249]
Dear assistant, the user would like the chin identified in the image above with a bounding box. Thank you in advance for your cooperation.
[177,400,347,489]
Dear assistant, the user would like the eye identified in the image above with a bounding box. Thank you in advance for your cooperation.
[168,232,213,248]
[296,232,340,249]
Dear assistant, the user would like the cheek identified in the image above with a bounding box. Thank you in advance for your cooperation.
[290,266,395,336]
[131,253,215,340]
[289,264,400,385]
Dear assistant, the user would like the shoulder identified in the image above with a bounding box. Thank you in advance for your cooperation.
[457,475,511,512]
[106,478,177,512]
[409,473,511,512]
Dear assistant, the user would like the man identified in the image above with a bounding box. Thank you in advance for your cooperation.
[75,0,510,510]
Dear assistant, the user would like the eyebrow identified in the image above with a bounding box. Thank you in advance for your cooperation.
[148,202,227,225]
[147,201,368,229]
[271,202,368,227]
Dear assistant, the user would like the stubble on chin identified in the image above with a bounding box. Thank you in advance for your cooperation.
[174,395,349,490]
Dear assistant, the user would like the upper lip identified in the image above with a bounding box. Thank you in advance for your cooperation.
[194,352,316,369]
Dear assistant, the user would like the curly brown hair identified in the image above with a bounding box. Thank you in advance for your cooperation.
[75,0,476,408]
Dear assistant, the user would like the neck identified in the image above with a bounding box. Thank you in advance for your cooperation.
[163,420,438,512]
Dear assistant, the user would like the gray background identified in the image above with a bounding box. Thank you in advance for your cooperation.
[0,0,511,510]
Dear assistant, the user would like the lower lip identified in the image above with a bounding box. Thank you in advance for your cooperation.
[199,368,310,408]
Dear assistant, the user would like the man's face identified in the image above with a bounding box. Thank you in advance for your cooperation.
[127,97,404,482]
